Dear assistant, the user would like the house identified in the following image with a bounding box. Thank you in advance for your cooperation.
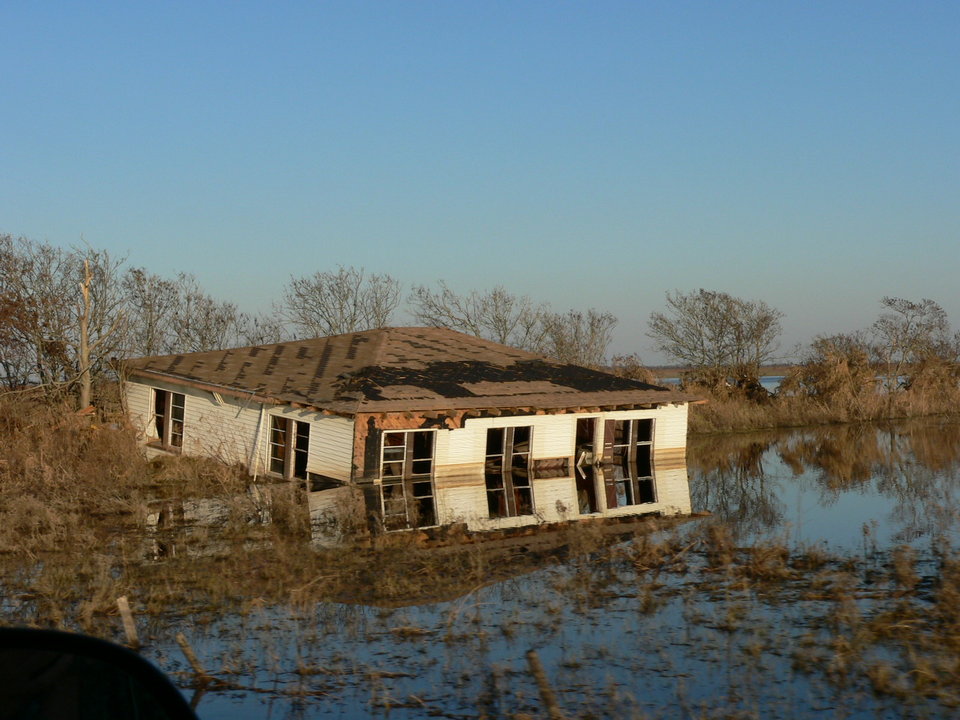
[123,327,698,533]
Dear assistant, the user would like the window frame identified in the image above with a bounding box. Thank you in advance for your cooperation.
[269,415,310,481]
[378,430,438,530]
[484,426,536,519]
[151,389,185,452]
[605,418,656,508]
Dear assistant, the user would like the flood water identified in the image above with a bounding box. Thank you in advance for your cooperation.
[6,417,960,719]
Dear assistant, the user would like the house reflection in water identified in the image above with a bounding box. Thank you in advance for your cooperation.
[310,409,692,542]
[309,457,691,544]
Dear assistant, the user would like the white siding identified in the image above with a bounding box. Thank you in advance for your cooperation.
[124,381,152,437]
[262,407,355,482]
[126,380,356,480]
[308,416,355,482]
[126,379,261,466]
[430,404,691,531]
[434,426,484,475]
[434,414,578,476]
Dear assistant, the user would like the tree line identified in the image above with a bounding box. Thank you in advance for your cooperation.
[647,287,960,408]
[0,235,618,404]
[5,233,955,413]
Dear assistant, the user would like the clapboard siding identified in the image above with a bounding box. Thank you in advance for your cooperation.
[126,379,261,466]
[124,381,152,435]
[308,416,355,481]
[597,404,687,450]
[435,466,688,531]
[127,380,355,480]
[435,415,577,469]
[651,468,692,515]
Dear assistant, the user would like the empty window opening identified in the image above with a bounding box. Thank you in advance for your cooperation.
[485,426,535,518]
[576,465,600,514]
[152,389,185,451]
[269,416,310,480]
[604,418,656,508]
[379,430,437,530]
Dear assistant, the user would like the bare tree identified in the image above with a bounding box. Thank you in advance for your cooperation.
[123,267,179,356]
[171,274,247,352]
[409,282,547,350]
[282,266,401,337]
[647,289,783,387]
[0,236,126,404]
[0,235,36,389]
[540,308,617,367]
[872,297,951,391]
[1,236,75,388]
[74,250,127,407]
[235,312,288,347]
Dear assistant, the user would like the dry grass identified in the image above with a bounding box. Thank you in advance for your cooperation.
[689,380,960,434]
[0,393,265,557]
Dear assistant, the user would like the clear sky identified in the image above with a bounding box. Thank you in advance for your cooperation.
[2,1,957,363]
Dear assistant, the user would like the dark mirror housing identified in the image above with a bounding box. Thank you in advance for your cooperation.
[0,627,197,720]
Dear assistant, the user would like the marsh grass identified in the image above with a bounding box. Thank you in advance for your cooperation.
[688,367,960,434]
[5,391,960,716]
[4,511,960,718]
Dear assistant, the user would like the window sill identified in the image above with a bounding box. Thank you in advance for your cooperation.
[145,440,182,455]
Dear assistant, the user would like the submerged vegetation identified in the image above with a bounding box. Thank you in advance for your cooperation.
[2,385,960,716]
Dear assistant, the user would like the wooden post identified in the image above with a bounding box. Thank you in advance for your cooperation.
[78,260,92,410]
[116,596,139,648]
[176,632,211,681]
[525,649,565,720]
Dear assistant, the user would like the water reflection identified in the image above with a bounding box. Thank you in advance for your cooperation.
[141,457,693,556]
[689,418,960,549]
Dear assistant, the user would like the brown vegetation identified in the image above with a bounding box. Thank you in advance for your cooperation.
[686,354,960,434]
[1,391,959,716]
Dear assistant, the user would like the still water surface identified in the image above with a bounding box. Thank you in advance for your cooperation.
[12,417,960,718]
[170,418,960,718]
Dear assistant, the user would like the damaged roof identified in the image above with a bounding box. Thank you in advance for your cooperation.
[124,327,696,414]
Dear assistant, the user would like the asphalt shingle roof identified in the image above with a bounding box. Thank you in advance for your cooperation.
[124,327,695,414]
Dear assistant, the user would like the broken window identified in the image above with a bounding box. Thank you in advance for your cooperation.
[379,430,437,530]
[604,418,656,508]
[269,416,310,480]
[151,389,185,451]
[485,426,535,518]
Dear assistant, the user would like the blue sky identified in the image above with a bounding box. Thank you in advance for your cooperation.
[2,1,958,363]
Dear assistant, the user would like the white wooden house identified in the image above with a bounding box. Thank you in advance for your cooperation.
[124,327,697,533]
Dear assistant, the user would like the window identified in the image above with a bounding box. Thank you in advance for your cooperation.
[152,389,185,450]
[379,430,437,530]
[269,416,310,480]
[485,426,535,518]
[605,418,656,508]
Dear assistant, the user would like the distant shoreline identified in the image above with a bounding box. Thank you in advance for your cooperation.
[650,364,793,379]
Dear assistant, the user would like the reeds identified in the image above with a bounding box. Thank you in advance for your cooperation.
[687,365,960,434]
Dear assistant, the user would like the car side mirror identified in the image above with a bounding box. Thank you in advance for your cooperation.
[0,627,197,720]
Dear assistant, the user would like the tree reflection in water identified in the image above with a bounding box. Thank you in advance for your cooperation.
[688,431,784,539]
[688,418,960,547]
